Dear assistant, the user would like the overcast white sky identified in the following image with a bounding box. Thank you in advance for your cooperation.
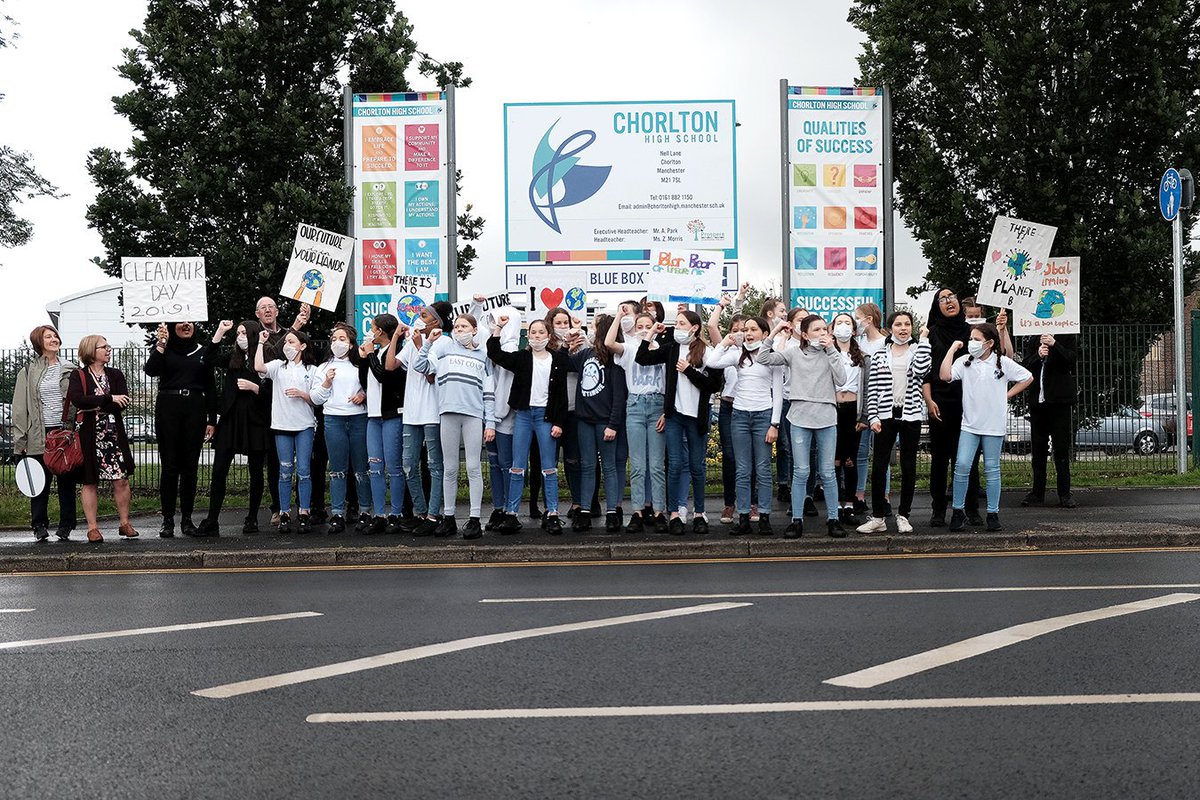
[0,0,933,347]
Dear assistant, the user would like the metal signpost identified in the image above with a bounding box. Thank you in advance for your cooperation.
[1160,167,1193,473]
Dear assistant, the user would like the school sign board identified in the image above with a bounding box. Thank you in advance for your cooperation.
[351,92,450,337]
[785,87,885,316]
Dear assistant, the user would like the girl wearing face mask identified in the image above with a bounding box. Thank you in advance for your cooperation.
[707,316,783,536]
[635,310,722,535]
[414,314,496,540]
[605,306,669,533]
[488,318,569,535]
[255,328,317,532]
[758,314,848,538]
[853,303,887,513]
[545,307,589,519]
[145,320,218,538]
[857,312,932,536]
[708,306,747,525]
[830,313,868,523]
[309,323,371,534]
[777,305,814,515]
[940,323,1033,532]
[200,320,270,536]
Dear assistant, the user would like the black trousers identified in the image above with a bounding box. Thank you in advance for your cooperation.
[156,392,208,521]
[207,448,266,521]
[27,446,77,532]
[835,400,863,503]
[872,414,920,518]
[927,398,980,515]
[1030,403,1072,498]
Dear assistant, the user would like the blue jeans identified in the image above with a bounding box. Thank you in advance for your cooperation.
[626,394,666,511]
[732,408,774,515]
[367,417,404,517]
[275,428,315,514]
[665,414,707,514]
[403,423,443,517]
[791,424,837,521]
[487,430,513,511]
[578,420,621,513]
[325,413,370,517]
[509,408,559,515]
[953,431,1002,513]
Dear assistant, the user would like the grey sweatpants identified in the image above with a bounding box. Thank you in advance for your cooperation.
[440,412,484,518]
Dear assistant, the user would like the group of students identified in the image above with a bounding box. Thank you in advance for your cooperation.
[11,285,1078,543]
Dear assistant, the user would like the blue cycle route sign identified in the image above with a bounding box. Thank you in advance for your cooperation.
[1160,168,1182,222]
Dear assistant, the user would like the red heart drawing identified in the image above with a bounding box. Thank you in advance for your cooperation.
[991,250,1002,262]
[540,287,564,308]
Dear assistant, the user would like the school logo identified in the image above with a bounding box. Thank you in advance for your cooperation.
[529,120,611,233]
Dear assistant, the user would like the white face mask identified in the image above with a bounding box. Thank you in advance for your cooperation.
[236,335,249,351]
[967,340,986,358]
[891,334,912,346]
[330,340,350,358]
[731,332,745,346]
[854,318,867,334]
[673,328,693,345]
[554,328,570,340]
[808,341,825,352]
[529,338,549,352]
[833,323,853,341]
[620,316,635,333]
[283,345,300,362]
[453,332,475,347]
[743,340,763,352]
[965,317,986,326]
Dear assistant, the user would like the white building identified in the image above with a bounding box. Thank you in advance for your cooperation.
[45,283,144,349]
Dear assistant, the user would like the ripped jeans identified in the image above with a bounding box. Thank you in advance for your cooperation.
[274,428,315,514]
[367,416,404,517]
[508,407,560,516]
[324,413,370,518]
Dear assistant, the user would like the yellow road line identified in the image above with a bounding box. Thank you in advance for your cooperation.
[2,544,1200,578]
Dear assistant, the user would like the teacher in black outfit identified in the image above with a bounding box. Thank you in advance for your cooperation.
[1021,332,1078,508]
[144,321,217,537]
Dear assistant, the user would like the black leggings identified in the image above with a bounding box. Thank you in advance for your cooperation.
[834,400,863,503]
[156,392,208,521]
[1030,403,1072,498]
[927,398,980,515]
[207,448,266,521]
[872,414,920,518]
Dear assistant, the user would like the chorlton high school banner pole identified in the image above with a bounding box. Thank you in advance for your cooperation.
[342,85,355,327]
[779,78,791,302]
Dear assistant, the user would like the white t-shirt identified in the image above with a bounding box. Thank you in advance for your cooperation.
[529,353,552,408]
[859,333,887,358]
[673,346,711,418]
[400,338,439,426]
[616,343,665,396]
[706,344,783,421]
[890,347,913,408]
[950,353,1032,436]
[265,360,317,431]
[364,367,382,418]
[834,350,861,394]
[310,358,367,417]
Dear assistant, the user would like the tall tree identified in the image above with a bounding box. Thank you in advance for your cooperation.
[850,0,1200,325]
[87,0,477,327]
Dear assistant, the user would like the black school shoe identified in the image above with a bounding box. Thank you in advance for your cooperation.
[196,518,220,538]
[1021,492,1044,507]
[485,508,505,531]
[948,509,966,532]
[605,512,621,533]
[783,519,802,539]
[572,512,591,532]
[33,526,48,542]
[355,513,370,534]
[414,517,439,537]
[853,498,868,516]
[54,527,73,541]
[327,515,346,534]
[929,510,946,528]
[731,514,752,537]
[1059,494,1078,509]
[653,513,669,533]
[180,518,200,537]
[966,510,985,527]
[384,515,403,535]
[277,512,292,533]
[668,516,685,536]
[757,514,773,536]
[366,516,387,535]
[827,519,848,538]
[433,517,457,538]
[498,513,522,534]
[242,516,258,535]
[543,514,564,535]
[462,517,483,540]
[297,513,312,533]
[625,513,645,534]
[692,516,708,535]
[986,512,1003,532]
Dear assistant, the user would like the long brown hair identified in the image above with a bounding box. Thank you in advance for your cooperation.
[592,314,615,366]
[544,307,571,351]
[832,312,865,367]
[678,310,706,368]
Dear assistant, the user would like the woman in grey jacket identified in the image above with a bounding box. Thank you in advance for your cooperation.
[11,325,78,541]
[758,314,848,538]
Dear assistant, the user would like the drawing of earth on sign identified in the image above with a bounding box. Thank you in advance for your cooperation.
[394,294,426,327]
[565,286,586,312]
[1003,249,1033,280]
[1035,289,1066,319]
[303,269,325,290]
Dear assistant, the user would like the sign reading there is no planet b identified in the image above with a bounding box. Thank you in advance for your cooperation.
[121,256,208,322]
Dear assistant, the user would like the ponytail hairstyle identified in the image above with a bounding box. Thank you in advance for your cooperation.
[832,312,864,367]
[738,316,770,368]
[856,302,882,331]
[883,311,915,346]
[678,309,706,368]
[592,314,615,366]
[964,322,1005,378]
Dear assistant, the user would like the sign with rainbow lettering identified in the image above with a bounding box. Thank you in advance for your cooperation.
[785,86,884,315]
[1013,256,1080,335]
[351,92,449,337]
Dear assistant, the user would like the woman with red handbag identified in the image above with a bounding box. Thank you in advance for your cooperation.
[67,335,138,543]
[11,325,78,541]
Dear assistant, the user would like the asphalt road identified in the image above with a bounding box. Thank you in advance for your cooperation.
[2,550,1200,798]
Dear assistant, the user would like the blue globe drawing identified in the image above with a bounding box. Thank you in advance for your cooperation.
[302,269,325,290]
[395,294,426,326]
[565,286,586,311]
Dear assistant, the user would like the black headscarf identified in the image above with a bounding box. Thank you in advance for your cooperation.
[924,288,971,401]
[166,322,205,357]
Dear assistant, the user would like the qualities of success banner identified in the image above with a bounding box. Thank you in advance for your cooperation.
[351,92,449,337]
[786,87,884,316]
[503,100,738,263]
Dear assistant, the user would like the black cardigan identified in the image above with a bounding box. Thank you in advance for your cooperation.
[634,336,722,428]
[1021,334,1077,405]
[486,337,570,427]
[366,350,407,420]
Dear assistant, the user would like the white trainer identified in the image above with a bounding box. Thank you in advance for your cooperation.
[857,517,887,535]
[896,515,913,533]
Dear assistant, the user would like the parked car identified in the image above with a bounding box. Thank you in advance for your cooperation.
[1141,392,1191,447]
[1075,405,1166,455]
[0,402,12,462]
[124,415,157,443]
[1004,413,1032,454]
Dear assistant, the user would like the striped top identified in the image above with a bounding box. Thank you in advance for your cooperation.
[414,335,496,425]
[864,340,933,424]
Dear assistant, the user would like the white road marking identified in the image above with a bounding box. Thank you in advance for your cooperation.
[825,593,1200,689]
[479,583,1200,604]
[0,611,323,651]
[305,693,1200,723]
[193,602,751,700]
[0,609,34,613]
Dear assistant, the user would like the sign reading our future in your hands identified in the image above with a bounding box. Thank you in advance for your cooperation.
[121,256,208,322]
[279,223,355,312]
[503,101,738,262]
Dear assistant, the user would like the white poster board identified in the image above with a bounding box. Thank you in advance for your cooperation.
[389,273,437,328]
[280,223,354,312]
[1013,257,1081,335]
[976,216,1058,310]
[121,257,208,322]
[644,248,724,306]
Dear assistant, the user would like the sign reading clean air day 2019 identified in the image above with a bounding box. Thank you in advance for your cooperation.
[503,101,738,261]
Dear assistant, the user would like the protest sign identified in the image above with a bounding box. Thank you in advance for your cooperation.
[389,274,437,328]
[121,256,208,322]
[1013,257,1080,335]
[975,216,1058,310]
[644,248,724,305]
[280,224,355,312]
[452,293,511,319]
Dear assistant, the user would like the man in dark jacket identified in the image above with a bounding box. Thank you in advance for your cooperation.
[1020,333,1077,508]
